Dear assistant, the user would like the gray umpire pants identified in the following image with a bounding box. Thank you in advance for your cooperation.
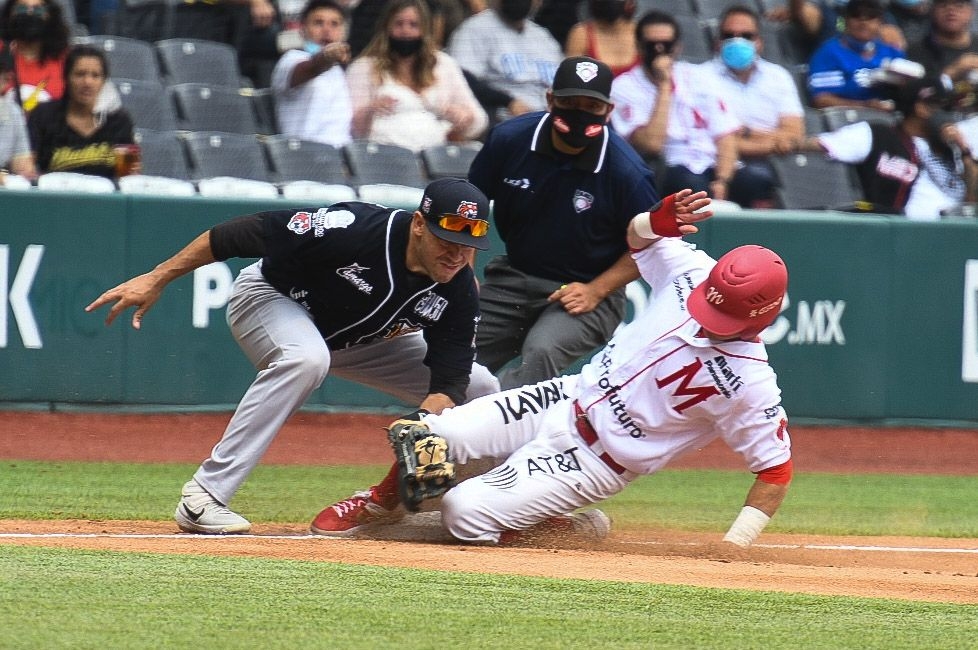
[475,256,626,390]
[193,262,500,506]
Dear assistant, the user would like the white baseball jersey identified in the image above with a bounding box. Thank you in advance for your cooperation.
[431,237,791,542]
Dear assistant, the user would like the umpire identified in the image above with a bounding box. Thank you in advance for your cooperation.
[469,55,660,389]
[86,178,500,534]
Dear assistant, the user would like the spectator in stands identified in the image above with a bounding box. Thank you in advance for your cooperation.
[534,0,585,49]
[349,0,483,57]
[799,77,977,219]
[28,45,137,179]
[271,0,352,146]
[906,0,978,107]
[346,0,487,152]
[767,0,907,57]
[610,10,740,201]
[807,0,907,111]
[0,0,69,112]
[564,0,639,77]
[701,5,804,208]
[0,43,37,181]
[889,0,933,47]
[447,0,563,122]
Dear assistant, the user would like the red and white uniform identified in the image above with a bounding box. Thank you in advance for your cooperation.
[431,238,791,542]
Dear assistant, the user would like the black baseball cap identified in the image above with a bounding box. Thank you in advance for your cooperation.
[551,56,613,104]
[844,0,884,18]
[418,177,491,250]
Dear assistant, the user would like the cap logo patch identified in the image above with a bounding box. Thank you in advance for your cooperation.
[705,286,725,305]
[576,61,598,83]
[421,196,433,214]
[457,200,479,219]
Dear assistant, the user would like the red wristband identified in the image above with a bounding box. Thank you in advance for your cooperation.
[649,193,683,237]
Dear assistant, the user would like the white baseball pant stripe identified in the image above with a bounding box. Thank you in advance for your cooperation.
[194,262,499,505]
[426,376,634,543]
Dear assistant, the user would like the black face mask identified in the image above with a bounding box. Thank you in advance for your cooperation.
[641,40,674,69]
[550,106,604,149]
[499,0,534,22]
[9,14,47,40]
[588,0,626,23]
[389,36,422,57]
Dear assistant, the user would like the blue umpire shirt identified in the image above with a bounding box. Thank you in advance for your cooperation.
[468,111,659,284]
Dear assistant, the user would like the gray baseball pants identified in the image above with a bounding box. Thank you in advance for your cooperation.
[193,262,501,505]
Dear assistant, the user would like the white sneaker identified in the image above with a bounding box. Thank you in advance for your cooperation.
[174,479,251,534]
[566,509,612,541]
[499,508,611,545]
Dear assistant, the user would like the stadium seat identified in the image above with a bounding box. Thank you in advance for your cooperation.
[118,174,197,196]
[343,141,427,189]
[36,172,116,194]
[155,38,247,87]
[134,128,191,180]
[197,177,279,199]
[168,82,259,134]
[675,14,712,64]
[243,87,278,135]
[803,107,825,135]
[420,143,482,180]
[77,35,161,83]
[770,152,862,210]
[263,136,349,185]
[117,78,178,131]
[181,131,272,183]
[821,106,900,131]
[280,180,358,203]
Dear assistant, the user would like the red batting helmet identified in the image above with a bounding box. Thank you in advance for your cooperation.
[687,245,788,339]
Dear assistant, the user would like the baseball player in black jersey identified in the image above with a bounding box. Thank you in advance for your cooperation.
[86,178,501,534]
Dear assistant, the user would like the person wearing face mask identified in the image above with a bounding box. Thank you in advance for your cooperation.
[807,0,908,110]
[0,0,69,113]
[701,5,804,209]
[346,0,487,152]
[270,0,353,146]
[448,0,563,121]
[767,0,907,59]
[466,55,660,389]
[610,10,740,201]
[564,0,640,77]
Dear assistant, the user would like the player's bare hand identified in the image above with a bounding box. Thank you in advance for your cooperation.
[672,189,713,233]
[85,273,165,329]
[548,281,601,315]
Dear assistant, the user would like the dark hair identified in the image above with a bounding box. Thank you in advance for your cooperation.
[844,0,884,18]
[718,4,760,29]
[300,0,347,24]
[0,0,69,62]
[635,10,680,43]
[62,44,108,102]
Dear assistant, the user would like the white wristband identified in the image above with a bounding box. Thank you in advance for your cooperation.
[631,211,660,241]
[722,506,770,548]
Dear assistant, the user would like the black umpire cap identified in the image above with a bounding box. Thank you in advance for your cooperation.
[551,56,614,104]
[418,178,491,250]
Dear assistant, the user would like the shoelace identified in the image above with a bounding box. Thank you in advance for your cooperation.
[331,492,370,517]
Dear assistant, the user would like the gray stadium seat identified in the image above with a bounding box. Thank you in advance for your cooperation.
[181,131,272,182]
[263,136,350,185]
[155,38,246,87]
[343,141,427,189]
[168,82,259,134]
[134,128,191,180]
[117,78,177,131]
[78,35,161,82]
[770,152,862,210]
[420,143,482,180]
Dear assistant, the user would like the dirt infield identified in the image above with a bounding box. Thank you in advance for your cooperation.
[2,411,978,604]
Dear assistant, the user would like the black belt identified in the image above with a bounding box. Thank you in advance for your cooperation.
[573,401,629,475]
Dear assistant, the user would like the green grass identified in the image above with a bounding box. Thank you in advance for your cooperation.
[1,546,976,650]
[3,460,978,538]
[2,461,978,649]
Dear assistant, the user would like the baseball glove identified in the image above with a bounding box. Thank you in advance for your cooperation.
[387,417,456,511]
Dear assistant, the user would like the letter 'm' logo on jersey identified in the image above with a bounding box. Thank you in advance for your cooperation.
[573,189,594,213]
[655,358,721,413]
[457,201,479,219]
[336,263,373,294]
[414,292,448,320]
[287,211,312,235]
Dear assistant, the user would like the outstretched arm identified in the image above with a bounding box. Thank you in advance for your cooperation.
[85,231,216,329]
[722,462,792,548]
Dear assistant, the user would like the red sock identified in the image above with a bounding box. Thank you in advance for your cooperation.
[370,463,401,510]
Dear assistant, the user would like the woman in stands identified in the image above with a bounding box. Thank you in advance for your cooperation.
[0,0,69,112]
[564,0,639,77]
[345,0,487,152]
[28,44,137,178]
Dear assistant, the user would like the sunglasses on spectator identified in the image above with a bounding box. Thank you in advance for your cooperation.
[436,214,489,237]
[720,31,757,40]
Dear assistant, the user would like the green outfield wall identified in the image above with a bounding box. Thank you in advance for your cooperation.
[1,189,976,424]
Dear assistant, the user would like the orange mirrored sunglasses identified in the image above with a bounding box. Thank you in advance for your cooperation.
[437,214,489,237]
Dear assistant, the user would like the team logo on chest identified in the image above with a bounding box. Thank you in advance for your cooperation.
[287,211,312,234]
[573,189,594,213]
[336,263,373,294]
[414,292,448,320]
